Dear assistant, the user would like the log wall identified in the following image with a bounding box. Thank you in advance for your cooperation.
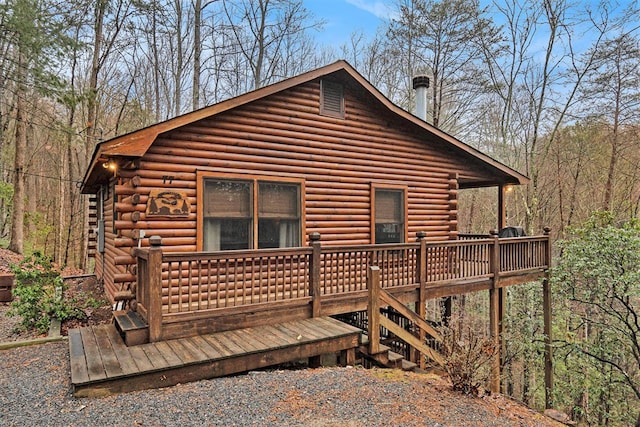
[101,78,500,301]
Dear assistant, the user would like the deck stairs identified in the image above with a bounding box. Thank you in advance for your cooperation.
[358,336,418,372]
[113,310,148,346]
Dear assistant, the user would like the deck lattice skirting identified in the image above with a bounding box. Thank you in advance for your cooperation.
[69,316,360,397]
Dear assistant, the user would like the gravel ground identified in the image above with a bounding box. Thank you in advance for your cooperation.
[0,340,563,427]
[0,269,563,427]
[0,303,46,342]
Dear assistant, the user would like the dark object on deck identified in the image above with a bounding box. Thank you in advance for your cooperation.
[499,226,526,238]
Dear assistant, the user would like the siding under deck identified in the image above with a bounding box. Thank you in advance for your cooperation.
[69,317,361,397]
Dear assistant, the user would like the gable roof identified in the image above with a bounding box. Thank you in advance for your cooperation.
[81,60,528,193]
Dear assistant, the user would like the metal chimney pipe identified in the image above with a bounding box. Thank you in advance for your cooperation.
[412,75,430,122]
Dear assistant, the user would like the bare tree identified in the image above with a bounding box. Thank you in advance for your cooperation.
[1,0,72,254]
[580,32,640,212]
[388,0,497,132]
[473,0,630,232]
[222,0,322,90]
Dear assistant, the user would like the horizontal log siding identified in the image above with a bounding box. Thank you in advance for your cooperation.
[144,82,471,243]
[104,80,497,300]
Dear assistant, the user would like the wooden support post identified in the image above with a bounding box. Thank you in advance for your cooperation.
[499,286,506,394]
[147,235,163,342]
[367,266,381,355]
[308,355,321,368]
[309,232,322,318]
[442,297,452,326]
[489,230,501,393]
[543,227,554,409]
[416,231,427,370]
[498,185,506,231]
[338,348,356,367]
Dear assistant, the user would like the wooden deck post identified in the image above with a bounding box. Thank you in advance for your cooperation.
[308,233,322,368]
[416,231,428,370]
[489,230,502,393]
[498,185,506,230]
[147,235,163,342]
[543,227,554,409]
[367,266,381,355]
[309,232,322,318]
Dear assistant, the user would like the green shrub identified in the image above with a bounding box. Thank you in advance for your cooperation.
[8,252,85,334]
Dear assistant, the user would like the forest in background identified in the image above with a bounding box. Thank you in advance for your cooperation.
[1,0,640,424]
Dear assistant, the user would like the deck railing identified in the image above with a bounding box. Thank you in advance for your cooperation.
[320,243,419,296]
[135,230,551,341]
[161,247,313,312]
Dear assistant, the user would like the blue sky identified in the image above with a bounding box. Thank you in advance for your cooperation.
[305,0,394,47]
[305,0,638,62]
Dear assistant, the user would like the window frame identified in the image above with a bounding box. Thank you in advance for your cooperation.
[371,183,408,244]
[197,172,305,251]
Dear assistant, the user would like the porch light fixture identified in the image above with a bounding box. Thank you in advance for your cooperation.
[101,158,118,177]
[102,159,117,172]
[504,185,514,193]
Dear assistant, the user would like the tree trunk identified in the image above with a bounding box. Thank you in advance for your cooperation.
[8,48,27,254]
[174,0,183,116]
[603,134,618,211]
[192,0,202,111]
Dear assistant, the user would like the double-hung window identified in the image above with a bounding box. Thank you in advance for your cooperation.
[258,182,300,248]
[373,186,406,244]
[199,174,302,251]
[202,180,252,251]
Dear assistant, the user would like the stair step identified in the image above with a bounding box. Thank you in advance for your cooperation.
[400,359,418,371]
[387,351,417,371]
[387,351,404,363]
[113,310,148,346]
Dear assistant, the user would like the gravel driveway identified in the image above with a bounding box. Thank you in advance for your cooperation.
[0,339,563,427]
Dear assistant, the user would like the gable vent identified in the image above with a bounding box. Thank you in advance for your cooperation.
[320,80,344,119]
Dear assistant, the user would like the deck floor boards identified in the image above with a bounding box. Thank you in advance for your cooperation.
[128,344,155,372]
[79,326,106,381]
[70,316,361,397]
[200,334,234,358]
[153,341,183,366]
[92,326,124,378]
[140,343,170,370]
[104,325,139,375]
[261,324,299,346]
[68,329,89,384]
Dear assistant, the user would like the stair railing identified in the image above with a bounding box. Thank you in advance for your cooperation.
[367,265,445,367]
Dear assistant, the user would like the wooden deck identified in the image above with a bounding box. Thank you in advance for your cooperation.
[69,316,361,397]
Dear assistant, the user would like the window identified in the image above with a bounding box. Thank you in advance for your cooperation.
[258,182,300,248]
[200,174,302,251]
[320,79,344,118]
[202,180,252,251]
[373,188,405,244]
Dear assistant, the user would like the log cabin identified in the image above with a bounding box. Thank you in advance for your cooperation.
[82,60,530,302]
[78,60,552,397]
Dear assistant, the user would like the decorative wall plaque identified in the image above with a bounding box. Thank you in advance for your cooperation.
[146,190,191,217]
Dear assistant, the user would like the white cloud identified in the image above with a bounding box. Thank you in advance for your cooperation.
[345,0,395,20]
